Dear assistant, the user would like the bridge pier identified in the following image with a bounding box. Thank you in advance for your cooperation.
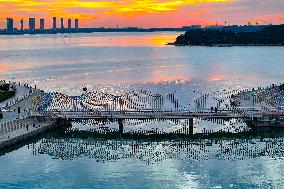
[118,119,124,134]
[188,118,193,136]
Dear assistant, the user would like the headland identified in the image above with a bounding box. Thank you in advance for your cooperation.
[170,24,284,46]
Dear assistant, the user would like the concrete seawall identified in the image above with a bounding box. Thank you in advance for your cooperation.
[0,119,56,151]
[0,118,72,152]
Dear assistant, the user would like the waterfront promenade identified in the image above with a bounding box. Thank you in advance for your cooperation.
[0,81,58,151]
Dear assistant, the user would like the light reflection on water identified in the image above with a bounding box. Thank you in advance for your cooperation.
[0,32,284,188]
[0,32,180,50]
[0,32,283,94]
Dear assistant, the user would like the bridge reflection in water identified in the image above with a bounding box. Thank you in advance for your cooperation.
[31,129,284,164]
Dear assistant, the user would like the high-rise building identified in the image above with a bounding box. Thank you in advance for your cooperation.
[53,17,57,30]
[40,18,44,31]
[68,19,71,30]
[75,19,79,30]
[20,19,24,31]
[61,18,64,29]
[6,18,13,32]
[29,18,36,32]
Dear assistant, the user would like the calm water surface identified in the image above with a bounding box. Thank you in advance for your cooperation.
[1,32,284,188]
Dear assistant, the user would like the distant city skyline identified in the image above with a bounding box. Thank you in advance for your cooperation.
[0,0,283,29]
[2,17,79,32]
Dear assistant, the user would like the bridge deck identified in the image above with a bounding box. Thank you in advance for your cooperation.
[39,110,278,120]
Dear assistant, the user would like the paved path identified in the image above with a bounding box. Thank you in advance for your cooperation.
[0,81,31,108]
[0,81,43,122]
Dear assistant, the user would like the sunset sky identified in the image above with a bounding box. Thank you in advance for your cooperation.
[0,0,283,28]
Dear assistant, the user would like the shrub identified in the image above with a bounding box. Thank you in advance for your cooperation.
[280,84,284,91]
[0,84,10,92]
[0,91,16,102]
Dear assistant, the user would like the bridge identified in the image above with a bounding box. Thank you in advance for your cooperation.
[31,87,284,135]
[2,81,284,152]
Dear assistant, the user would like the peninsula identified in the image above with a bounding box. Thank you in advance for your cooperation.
[171,24,284,46]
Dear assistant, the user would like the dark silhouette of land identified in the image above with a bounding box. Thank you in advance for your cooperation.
[0,27,188,35]
[171,24,284,46]
[0,25,271,35]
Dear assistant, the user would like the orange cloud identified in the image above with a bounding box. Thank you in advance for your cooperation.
[0,0,231,15]
[107,0,231,15]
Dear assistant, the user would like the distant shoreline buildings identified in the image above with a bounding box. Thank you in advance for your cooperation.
[0,17,279,35]
[0,17,79,34]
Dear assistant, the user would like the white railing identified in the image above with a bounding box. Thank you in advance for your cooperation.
[0,119,26,136]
